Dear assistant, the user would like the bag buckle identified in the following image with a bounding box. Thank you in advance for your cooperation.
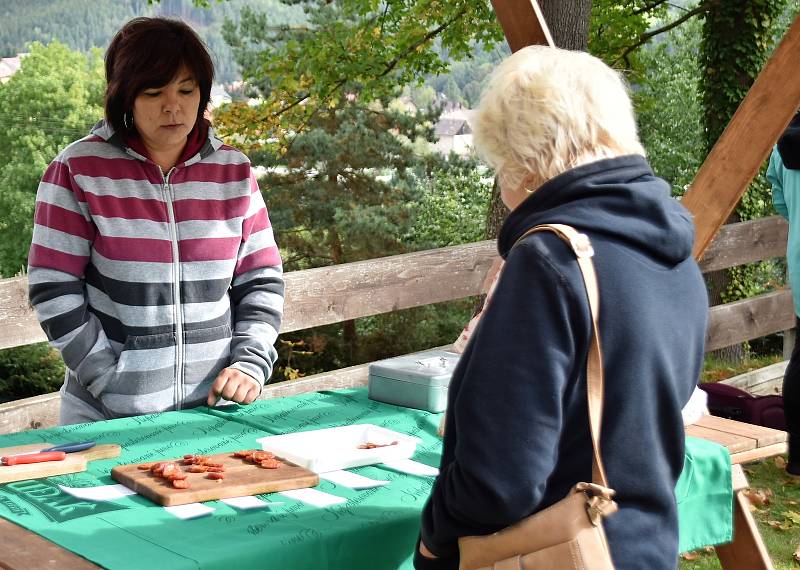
[570,232,594,258]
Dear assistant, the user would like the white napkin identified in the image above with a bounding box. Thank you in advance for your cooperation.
[381,459,439,477]
[279,488,346,507]
[319,470,390,490]
[164,503,215,520]
[58,484,137,501]
[221,496,284,510]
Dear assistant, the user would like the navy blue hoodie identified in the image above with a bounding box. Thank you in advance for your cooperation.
[417,155,708,569]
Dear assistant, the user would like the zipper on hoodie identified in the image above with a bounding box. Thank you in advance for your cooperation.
[161,167,185,410]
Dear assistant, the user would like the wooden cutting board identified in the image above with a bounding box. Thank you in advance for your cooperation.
[111,451,320,506]
[0,443,122,484]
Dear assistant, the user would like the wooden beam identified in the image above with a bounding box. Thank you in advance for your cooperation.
[278,241,497,333]
[705,289,794,352]
[683,14,800,259]
[698,216,788,273]
[490,0,554,52]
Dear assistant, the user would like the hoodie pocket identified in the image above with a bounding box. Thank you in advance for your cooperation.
[109,332,178,392]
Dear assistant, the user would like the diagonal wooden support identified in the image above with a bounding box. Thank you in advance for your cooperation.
[682,13,800,259]
[490,0,554,51]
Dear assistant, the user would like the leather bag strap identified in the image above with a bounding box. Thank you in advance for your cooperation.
[513,223,609,487]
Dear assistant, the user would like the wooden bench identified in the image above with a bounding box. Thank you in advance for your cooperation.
[687,415,787,570]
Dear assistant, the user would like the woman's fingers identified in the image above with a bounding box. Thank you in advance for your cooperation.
[207,368,260,406]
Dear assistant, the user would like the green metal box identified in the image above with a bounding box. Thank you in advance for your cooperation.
[368,349,460,413]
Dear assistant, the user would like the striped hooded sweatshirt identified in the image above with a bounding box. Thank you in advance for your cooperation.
[27,120,284,419]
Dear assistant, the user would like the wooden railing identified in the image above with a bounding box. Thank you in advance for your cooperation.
[0,215,791,434]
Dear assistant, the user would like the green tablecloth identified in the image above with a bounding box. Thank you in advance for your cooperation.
[0,388,731,569]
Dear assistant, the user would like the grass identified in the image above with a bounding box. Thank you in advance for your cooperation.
[679,456,800,569]
[680,352,797,569]
[700,353,785,383]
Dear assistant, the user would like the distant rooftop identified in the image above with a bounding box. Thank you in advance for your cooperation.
[0,55,23,82]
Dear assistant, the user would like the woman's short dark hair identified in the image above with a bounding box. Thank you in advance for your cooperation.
[105,17,214,136]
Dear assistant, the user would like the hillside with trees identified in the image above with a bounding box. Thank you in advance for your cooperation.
[0,0,303,82]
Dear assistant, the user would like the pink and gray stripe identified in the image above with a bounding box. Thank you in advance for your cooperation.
[28,122,284,419]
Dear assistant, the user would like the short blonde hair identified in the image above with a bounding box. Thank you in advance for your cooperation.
[473,45,645,191]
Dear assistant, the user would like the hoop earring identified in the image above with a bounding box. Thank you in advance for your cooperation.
[123,112,133,129]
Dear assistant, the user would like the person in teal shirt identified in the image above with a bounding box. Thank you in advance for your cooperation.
[768,111,800,475]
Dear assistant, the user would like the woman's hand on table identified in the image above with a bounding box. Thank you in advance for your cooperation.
[207,368,261,406]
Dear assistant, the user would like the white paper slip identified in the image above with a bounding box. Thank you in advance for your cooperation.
[58,484,137,502]
[382,459,439,477]
[164,503,215,520]
[221,496,284,510]
[279,488,347,507]
[319,470,390,490]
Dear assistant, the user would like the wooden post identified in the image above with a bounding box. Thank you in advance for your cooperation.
[682,14,800,260]
[490,0,554,51]
[784,327,796,361]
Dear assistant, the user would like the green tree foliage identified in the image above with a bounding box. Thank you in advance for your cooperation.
[254,101,436,269]
[0,41,105,277]
[405,160,492,250]
[633,18,705,197]
[699,0,789,309]
[0,343,65,403]
[219,1,503,151]
[589,0,668,68]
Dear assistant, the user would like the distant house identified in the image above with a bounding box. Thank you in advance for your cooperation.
[434,110,474,156]
[209,84,232,109]
[0,55,23,83]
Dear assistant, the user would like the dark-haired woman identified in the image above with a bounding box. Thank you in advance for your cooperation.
[28,17,284,423]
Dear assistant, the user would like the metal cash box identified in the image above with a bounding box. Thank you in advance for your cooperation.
[368,349,460,413]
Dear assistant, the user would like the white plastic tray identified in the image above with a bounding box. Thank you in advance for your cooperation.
[256,424,421,473]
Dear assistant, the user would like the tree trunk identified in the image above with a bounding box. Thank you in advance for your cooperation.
[699,0,784,363]
[483,1,592,240]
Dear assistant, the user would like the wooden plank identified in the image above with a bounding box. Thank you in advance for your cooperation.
[685,424,756,454]
[260,363,370,401]
[683,14,800,260]
[699,216,788,273]
[0,518,100,570]
[0,275,46,351]
[721,360,787,396]
[694,414,787,448]
[258,345,452,401]
[111,452,318,507]
[715,489,775,570]
[490,0,554,52]
[281,241,496,333]
[705,290,795,352]
[0,392,59,435]
[730,442,788,465]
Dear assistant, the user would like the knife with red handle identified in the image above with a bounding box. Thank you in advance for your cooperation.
[1,451,67,466]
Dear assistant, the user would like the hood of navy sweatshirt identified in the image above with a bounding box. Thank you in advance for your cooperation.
[497,154,695,267]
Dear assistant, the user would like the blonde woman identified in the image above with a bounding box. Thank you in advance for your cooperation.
[415,46,708,569]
